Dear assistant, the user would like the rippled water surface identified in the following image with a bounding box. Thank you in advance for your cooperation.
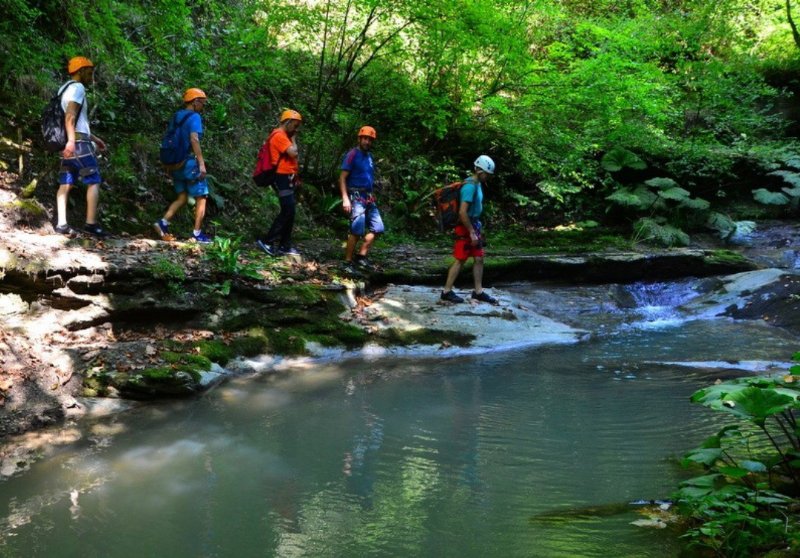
[1,303,798,557]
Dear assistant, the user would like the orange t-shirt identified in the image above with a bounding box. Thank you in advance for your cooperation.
[268,128,299,175]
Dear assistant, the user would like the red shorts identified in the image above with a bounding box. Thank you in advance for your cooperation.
[453,224,484,260]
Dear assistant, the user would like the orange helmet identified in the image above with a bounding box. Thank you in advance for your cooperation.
[280,109,302,123]
[183,88,207,103]
[67,56,94,75]
[358,126,377,139]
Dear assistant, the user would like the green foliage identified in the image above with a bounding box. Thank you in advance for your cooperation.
[1,0,797,240]
[203,235,262,279]
[675,362,800,556]
[606,177,710,246]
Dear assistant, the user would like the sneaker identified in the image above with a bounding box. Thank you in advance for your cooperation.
[192,231,212,244]
[83,223,109,238]
[255,240,276,256]
[54,224,78,237]
[278,246,300,256]
[153,219,169,238]
[341,262,360,275]
[440,290,465,303]
[354,256,374,271]
[471,290,498,305]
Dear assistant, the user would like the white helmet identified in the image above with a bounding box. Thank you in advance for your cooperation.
[474,155,495,174]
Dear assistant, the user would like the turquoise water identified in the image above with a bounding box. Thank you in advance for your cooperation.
[0,318,797,557]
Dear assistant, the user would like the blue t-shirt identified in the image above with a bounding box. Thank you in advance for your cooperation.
[174,109,203,149]
[460,177,483,219]
[341,148,374,191]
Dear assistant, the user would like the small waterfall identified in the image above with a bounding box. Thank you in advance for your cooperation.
[622,280,701,328]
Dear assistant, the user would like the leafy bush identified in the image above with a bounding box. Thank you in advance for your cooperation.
[675,361,800,556]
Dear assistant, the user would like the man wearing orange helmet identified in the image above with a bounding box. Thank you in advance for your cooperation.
[339,125,383,273]
[153,88,212,243]
[55,56,108,237]
[256,109,302,256]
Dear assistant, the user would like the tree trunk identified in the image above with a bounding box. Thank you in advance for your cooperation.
[789,0,800,49]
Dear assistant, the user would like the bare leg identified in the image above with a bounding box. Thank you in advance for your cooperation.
[56,184,73,226]
[345,234,359,261]
[193,196,207,231]
[443,259,465,292]
[472,256,484,294]
[163,192,189,221]
[358,232,376,257]
[85,183,100,224]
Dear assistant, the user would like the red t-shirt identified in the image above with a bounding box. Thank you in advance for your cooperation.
[268,128,299,175]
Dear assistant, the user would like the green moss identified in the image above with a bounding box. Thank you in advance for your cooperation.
[706,249,748,266]
[267,328,308,355]
[4,198,47,219]
[272,284,327,306]
[229,335,269,357]
[161,351,211,377]
[194,340,234,364]
[376,327,475,347]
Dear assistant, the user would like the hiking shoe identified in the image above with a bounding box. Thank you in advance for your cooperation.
[192,231,212,244]
[255,240,276,256]
[83,223,109,238]
[153,219,169,238]
[54,224,78,237]
[440,290,465,304]
[341,262,360,275]
[354,256,374,271]
[471,290,498,305]
[278,246,300,256]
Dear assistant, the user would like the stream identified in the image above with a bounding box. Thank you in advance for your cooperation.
[1,280,798,557]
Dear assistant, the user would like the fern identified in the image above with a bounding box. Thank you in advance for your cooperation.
[634,217,690,247]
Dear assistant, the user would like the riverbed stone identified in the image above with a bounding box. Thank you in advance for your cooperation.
[345,285,586,356]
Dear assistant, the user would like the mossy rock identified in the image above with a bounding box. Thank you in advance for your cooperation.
[376,327,475,347]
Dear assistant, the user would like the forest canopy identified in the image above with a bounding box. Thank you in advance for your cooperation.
[1,0,798,241]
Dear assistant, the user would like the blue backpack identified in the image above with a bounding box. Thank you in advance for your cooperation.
[159,112,195,168]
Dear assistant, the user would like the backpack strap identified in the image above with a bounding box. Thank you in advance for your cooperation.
[171,111,196,131]
[58,81,85,126]
[267,128,285,168]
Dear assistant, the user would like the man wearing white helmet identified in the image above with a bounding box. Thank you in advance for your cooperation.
[441,155,498,304]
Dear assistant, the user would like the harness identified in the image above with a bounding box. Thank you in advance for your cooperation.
[347,188,376,204]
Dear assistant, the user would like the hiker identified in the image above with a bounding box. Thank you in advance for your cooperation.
[440,155,499,304]
[55,56,108,237]
[255,109,303,256]
[153,88,212,244]
[339,126,383,273]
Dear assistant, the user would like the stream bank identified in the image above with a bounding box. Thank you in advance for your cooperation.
[1,185,798,442]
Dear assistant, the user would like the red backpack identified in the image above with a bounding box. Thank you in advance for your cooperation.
[252,129,282,187]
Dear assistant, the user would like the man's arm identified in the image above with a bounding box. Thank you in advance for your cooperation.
[190,132,206,178]
[62,101,80,158]
[339,170,351,214]
[458,201,479,245]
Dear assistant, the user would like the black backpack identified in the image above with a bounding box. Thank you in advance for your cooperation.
[159,112,195,168]
[41,81,84,153]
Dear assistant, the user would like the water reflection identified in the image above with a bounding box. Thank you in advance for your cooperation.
[1,316,797,556]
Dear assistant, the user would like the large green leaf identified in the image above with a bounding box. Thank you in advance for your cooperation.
[606,188,647,209]
[601,148,647,172]
[633,218,689,246]
[680,196,710,210]
[657,186,691,201]
[717,387,797,426]
[769,170,800,189]
[752,188,790,205]
[644,177,679,190]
